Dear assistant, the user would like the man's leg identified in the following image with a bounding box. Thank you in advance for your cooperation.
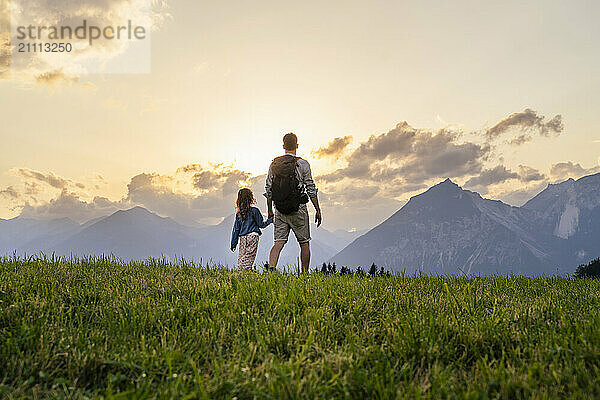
[269,240,286,269]
[300,242,310,273]
[289,204,311,273]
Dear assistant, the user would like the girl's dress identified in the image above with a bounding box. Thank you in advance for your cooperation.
[237,233,260,269]
[231,207,273,269]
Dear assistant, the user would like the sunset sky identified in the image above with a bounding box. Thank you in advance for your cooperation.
[1,0,599,231]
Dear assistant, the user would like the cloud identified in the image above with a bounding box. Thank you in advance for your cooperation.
[465,164,546,192]
[193,169,250,195]
[508,134,532,146]
[175,164,203,173]
[24,182,42,196]
[16,168,74,189]
[549,161,600,181]
[320,122,489,190]
[2,0,171,85]
[313,136,352,160]
[517,165,545,182]
[465,165,518,188]
[177,163,252,196]
[486,109,563,141]
[14,169,243,225]
[313,112,565,201]
[5,164,254,225]
[19,189,124,222]
[123,173,204,223]
[123,165,254,224]
[0,186,19,199]
[35,69,79,86]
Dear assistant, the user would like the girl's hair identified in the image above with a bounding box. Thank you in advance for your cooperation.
[236,188,255,220]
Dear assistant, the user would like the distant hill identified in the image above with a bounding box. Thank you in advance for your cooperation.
[0,217,80,255]
[523,173,600,266]
[51,206,202,260]
[331,173,600,275]
[1,206,358,268]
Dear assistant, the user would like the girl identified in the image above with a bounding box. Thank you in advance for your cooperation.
[231,188,273,269]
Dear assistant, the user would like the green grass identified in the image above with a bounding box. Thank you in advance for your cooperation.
[1,256,600,399]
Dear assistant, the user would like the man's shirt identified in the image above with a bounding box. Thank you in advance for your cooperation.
[264,153,318,199]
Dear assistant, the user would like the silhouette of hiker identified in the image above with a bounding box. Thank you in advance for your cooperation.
[265,132,322,272]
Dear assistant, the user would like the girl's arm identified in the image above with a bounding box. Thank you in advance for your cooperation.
[231,215,240,250]
[255,207,273,228]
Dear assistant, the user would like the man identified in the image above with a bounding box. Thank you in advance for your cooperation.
[265,132,322,273]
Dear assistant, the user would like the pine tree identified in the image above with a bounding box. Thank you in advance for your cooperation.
[329,262,337,274]
[321,262,328,274]
[369,263,377,276]
[575,258,600,278]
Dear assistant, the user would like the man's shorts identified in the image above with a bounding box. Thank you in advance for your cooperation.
[274,203,311,244]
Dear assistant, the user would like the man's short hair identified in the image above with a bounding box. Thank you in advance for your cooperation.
[283,132,298,151]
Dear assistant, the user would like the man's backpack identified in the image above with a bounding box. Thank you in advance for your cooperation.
[271,155,307,215]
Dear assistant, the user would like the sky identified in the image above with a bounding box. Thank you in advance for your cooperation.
[1,0,599,231]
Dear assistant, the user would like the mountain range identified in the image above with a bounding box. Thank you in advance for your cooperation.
[0,206,363,269]
[2,173,599,275]
[331,173,600,275]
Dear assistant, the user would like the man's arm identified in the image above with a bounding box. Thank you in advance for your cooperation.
[266,197,274,219]
[300,160,318,199]
[300,160,321,226]
[264,164,274,219]
[311,196,322,227]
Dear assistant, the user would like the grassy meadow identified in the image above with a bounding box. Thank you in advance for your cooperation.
[1,256,600,399]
